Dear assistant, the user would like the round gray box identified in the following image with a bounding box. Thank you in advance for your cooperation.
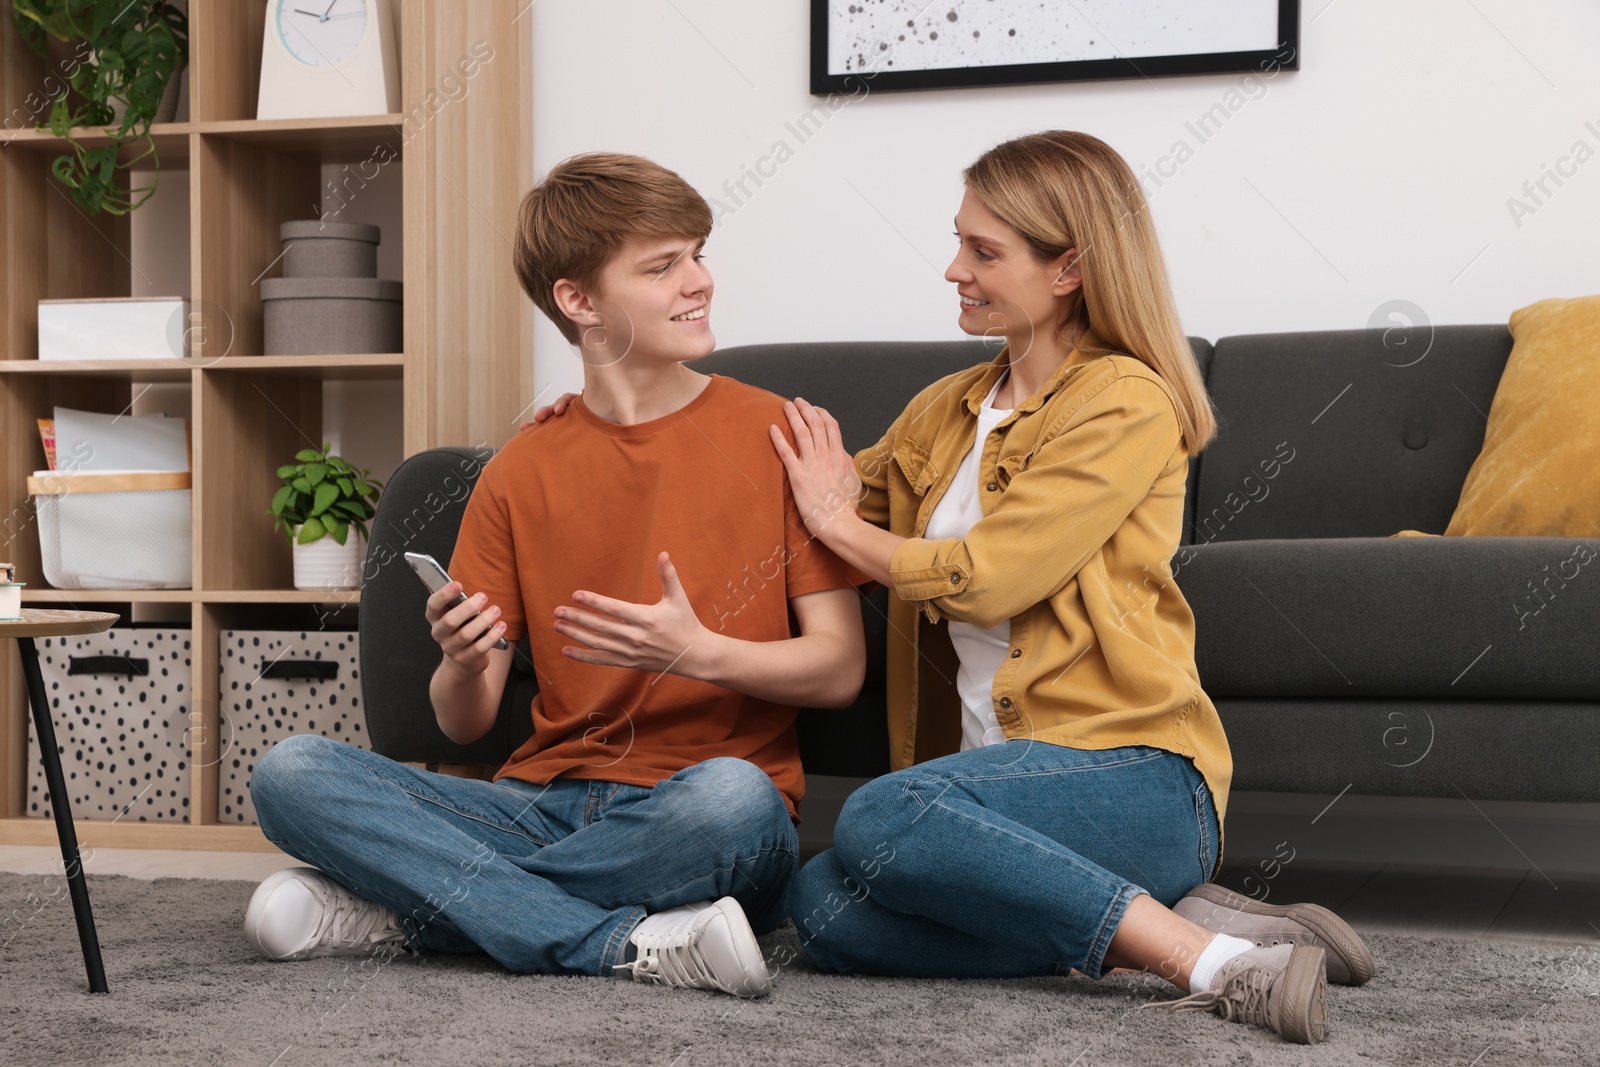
[261,277,403,355]
[280,220,381,279]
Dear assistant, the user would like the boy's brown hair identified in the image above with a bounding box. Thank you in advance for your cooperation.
[514,152,714,344]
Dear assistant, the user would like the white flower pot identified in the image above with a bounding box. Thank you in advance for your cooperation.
[290,525,366,590]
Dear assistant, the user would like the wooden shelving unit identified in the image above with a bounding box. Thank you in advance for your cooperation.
[0,0,535,851]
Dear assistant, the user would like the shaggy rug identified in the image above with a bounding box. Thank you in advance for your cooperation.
[1,872,1597,1066]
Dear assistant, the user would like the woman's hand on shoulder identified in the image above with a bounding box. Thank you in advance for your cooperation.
[520,391,580,430]
[770,397,864,535]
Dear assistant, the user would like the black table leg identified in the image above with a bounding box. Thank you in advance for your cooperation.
[17,635,108,994]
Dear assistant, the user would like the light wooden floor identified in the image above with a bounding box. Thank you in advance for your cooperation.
[2,843,1596,948]
[0,844,301,882]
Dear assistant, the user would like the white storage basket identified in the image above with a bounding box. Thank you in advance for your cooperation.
[29,470,192,589]
[27,625,192,823]
[217,629,367,824]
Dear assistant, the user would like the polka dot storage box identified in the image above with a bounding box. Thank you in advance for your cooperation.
[217,629,367,824]
[26,624,192,823]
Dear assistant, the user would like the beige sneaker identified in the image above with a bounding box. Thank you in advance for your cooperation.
[1142,942,1329,1045]
[1173,881,1374,986]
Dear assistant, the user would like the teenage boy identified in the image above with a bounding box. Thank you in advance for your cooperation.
[242,152,867,998]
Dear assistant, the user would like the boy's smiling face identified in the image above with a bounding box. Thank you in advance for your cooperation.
[577,234,715,368]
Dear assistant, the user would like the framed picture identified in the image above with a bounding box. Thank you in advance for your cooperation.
[810,0,1299,95]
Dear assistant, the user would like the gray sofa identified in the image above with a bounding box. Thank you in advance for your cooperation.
[359,326,1600,816]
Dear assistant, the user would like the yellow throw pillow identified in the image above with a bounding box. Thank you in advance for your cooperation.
[1430,294,1600,538]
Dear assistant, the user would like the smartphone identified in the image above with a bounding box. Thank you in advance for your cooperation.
[404,551,510,651]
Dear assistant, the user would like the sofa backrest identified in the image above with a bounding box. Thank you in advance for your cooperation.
[695,339,999,453]
[700,336,1215,543]
[1190,325,1513,542]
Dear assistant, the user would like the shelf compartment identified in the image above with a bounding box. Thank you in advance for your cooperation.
[196,369,321,593]
[0,144,133,361]
[192,135,321,361]
[0,376,172,592]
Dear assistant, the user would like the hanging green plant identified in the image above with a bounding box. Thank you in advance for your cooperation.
[11,0,188,215]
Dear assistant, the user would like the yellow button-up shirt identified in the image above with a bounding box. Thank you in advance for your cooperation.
[854,327,1233,876]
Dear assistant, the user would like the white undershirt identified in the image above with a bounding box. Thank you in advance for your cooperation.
[922,371,1014,751]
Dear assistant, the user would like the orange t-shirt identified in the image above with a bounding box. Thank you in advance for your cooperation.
[448,373,867,820]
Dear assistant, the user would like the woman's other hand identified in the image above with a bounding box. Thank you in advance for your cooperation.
[521,391,580,430]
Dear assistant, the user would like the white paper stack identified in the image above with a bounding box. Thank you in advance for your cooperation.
[51,406,190,472]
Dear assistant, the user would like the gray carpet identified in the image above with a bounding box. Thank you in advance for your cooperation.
[2,873,1598,1066]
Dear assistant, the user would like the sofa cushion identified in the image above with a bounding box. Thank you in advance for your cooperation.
[1216,697,1600,801]
[1441,294,1600,537]
[1180,535,1600,699]
[1195,326,1512,541]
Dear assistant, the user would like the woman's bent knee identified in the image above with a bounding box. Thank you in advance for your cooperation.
[831,772,915,871]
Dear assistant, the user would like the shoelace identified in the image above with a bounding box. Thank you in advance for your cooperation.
[614,928,717,990]
[307,881,405,952]
[1141,963,1273,1027]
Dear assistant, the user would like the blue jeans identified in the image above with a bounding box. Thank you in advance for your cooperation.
[789,740,1219,981]
[251,735,799,976]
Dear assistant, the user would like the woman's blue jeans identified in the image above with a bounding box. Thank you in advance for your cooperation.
[789,740,1220,981]
[251,735,799,976]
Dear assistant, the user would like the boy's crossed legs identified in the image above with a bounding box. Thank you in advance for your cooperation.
[245,734,796,994]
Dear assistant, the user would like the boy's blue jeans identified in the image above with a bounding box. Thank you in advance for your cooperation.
[251,735,799,976]
[790,740,1220,981]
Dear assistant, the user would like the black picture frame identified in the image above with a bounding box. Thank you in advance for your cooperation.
[810,0,1299,96]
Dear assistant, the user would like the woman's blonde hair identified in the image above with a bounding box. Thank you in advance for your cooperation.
[963,131,1217,453]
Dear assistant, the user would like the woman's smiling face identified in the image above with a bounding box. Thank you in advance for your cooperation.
[945,188,1080,349]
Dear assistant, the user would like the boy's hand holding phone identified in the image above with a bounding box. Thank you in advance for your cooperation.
[426,581,509,676]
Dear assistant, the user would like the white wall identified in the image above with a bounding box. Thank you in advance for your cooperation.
[529,0,1600,401]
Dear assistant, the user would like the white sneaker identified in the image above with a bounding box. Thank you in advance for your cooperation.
[613,897,772,997]
[244,866,408,961]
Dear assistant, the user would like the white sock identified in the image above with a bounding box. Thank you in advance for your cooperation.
[1189,933,1254,993]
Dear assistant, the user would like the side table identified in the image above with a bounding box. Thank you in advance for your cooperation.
[3,608,121,993]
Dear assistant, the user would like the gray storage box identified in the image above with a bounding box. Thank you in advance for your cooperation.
[261,277,403,355]
[217,628,367,825]
[280,220,380,279]
[27,625,192,823]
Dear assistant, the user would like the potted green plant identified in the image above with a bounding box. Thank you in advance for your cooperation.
[11,0,188,215]
[269,441,383,591]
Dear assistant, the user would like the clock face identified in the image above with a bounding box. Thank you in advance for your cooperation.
[275,0,369,69]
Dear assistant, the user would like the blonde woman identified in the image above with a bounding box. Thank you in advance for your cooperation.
[770,131,1372,1045]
